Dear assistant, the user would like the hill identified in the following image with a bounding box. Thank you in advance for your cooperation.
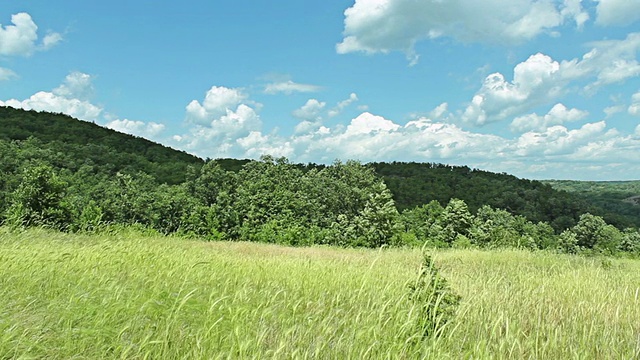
[1,106,637,231]
[0,106,204,185]
[372,162,640,230]
[543,179,640,225]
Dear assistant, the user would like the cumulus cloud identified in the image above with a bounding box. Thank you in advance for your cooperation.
[0,72,101,121]
[337,0,588,63]
[0,91,102,121]
[292,99,326,121]
[291,94,363,134]
[0,12,62,56]
[595,0,640,26]
[105,119,166,139]
[185,86,252,124]
[581,33,640,90]
[345,112,400,135]
[604,104,626,118]
[510,103,589,132]
[174,104,640,179]
[42,32,63,50]
[461,53,564,125]
[264,80,322,95]
[175,86,266,158]
[461,33,640,125]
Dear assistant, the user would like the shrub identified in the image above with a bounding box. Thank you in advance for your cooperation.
[409,253,461,338]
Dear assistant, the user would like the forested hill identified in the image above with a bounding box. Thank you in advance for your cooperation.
[542,180,640,226]
[1,106,637,231]
[0,106,203,184]
[210,159,637,230]
[371,162,638,230]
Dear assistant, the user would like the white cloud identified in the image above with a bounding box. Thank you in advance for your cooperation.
[337,0,588,62]
[173,105,640,179]
[292,99,326,121]
[42,32,63,50]
[175,86,266,158]
[604,104,626,118]
[461,33,640,125]
[264,80,321,95]
[461,53,563,125]
[345,112,400,135]
[581,33,640,90]
[328,93,359,117]
[429,102,449,120]
[514,121,608,156]
[105,119,166,138]
[510,103,589,132]
[52,72,94,100]
[0,91,102,121]
[629,91,640,116]
[0,67,17,81]
[562,0,590,29]
[236,131,294,159]
[595,0,640,26]
[0,72,101,121]
[185,86,251,124]
[0,12,62,56]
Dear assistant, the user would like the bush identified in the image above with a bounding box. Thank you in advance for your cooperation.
[409,253,461,338]
[5,163,71,230]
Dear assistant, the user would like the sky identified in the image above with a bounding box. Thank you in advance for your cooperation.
[1,0,640,181]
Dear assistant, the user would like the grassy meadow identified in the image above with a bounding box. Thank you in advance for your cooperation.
[1,228,639,359]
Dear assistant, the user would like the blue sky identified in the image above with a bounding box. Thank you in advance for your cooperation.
[1,0,640,180]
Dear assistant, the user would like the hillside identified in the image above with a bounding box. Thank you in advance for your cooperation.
[543,180,640,225]
[1,106,637,231]
[0,106,204,185]
[372,162,640,230]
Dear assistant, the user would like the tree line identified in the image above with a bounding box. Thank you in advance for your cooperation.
[1,106,638,255]
[1,149,638,256]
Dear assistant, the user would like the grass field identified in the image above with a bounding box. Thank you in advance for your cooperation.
[1,228,639,359]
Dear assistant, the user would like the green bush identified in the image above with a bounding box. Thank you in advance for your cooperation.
[409,253,461,338]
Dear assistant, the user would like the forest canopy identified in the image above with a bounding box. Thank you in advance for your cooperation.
[1,106,638,255]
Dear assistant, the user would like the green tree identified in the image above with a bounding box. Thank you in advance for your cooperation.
[439,199,473,244]
[5,163,70,229]
[353,181,400,247]
[571,213,622,255]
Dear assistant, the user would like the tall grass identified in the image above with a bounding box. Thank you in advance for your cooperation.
[1,228,639,358]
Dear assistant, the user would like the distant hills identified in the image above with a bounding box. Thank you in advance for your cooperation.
[1,106,638,230]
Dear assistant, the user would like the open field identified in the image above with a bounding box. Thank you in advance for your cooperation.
[1,228,639,359]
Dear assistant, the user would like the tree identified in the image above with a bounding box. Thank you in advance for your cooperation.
[439,199,473,244]
[571,213,622,254]
[5,163,70,229]
[353,181,400,247]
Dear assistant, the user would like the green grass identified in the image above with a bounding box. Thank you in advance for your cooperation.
[1,228,639,359]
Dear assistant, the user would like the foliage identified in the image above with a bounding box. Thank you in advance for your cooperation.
[409,252,461,337]
[4,163,70,229]
[372,161,638,231]
[543,179,640,229]
[0,106,203,185]
[1,107,639,254]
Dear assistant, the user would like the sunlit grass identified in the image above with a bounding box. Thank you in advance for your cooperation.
[1,228,639,358]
